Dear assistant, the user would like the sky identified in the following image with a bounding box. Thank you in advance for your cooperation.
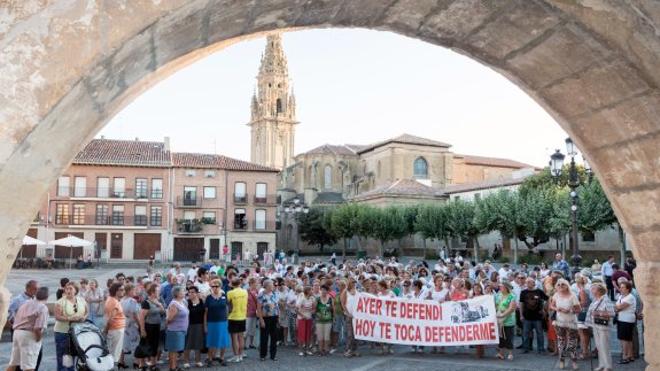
[101,28,570,168]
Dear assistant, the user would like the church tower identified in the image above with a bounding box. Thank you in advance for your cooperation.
[248,33,298,170]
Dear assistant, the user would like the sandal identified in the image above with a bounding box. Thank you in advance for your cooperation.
[496,353,505,360]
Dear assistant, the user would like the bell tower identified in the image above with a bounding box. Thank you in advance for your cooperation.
[249,33,298,170]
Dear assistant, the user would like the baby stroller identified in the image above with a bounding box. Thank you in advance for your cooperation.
[69,320,115,371]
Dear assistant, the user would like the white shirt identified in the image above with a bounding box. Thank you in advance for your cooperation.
[186,268,197,282]
[602,261,614,277]
[498,268,510,280]
[616,294,637,323]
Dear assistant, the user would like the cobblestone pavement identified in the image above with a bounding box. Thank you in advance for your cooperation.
[1,266,647,370]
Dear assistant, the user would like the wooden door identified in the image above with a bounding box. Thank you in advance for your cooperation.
[54,232,84,259]
[134,233,161,260]
[209,238,220,260]
[231,242,243,260]
[111,233,123,259]
[20,228,38,258]
[94,233,107,259]
[173,238,204,261]
[257,242,268,259]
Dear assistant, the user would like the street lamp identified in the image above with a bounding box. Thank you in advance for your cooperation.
[282,197,309,261]
[550,138,585,274]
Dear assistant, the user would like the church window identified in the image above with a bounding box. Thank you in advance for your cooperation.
[276,98,283,113]
[324,165,332,190]
[413,157,428,179]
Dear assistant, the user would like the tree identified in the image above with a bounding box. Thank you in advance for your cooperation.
[414,204,450,257]
[330,203,361,258]
[516,187,557,251]
[474,190,521,262]
[297,207,337,252]
[446,199,483,261]
[577,179,617,234]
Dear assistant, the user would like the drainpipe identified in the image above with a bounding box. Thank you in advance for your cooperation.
[224,169,229,257]
[169,167,174,262]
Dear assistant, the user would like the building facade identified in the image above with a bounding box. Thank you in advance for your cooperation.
[26,138,279,262]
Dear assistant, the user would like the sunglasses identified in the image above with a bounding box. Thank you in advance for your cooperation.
[73,303,78,313]
[211,285,220,288]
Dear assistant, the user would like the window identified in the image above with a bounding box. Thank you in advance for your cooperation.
[57,177,70,196]
[72,204,85,225]
[183,186,197,205]
[276,98,283,113]
[204,170,216,178]
[112,205,124,225]
[96,204,108,225]
[151,179,163,199]
[97,177,110,198]
[185,169,196,177]
[150,206,162,226]
[183,211,196,221]
[234,182,246,203]
[203,186,216,199]
[55,204,70,224]
[324,165,332,189]
[134,205,147,226]
[74,177,86,197]
[255,183,267,203]
[135,178,148,198]
[255,209,266,230]
[582,231,595,242]
[113,178,126,198]
[203,211,216,224]
[413,157,428,179]
[234,208,247,230]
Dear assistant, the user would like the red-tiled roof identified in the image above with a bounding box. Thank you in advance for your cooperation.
[456,154,537,169]
[301,144,361,156]
[172,152,279,172]
[439,174,533,194]
[73,139,171,167]
[357,133,451,154]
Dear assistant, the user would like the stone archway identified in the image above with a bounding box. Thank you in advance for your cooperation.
[1,1,659,367]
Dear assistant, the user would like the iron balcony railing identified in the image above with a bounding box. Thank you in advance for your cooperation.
[55,187,164,200]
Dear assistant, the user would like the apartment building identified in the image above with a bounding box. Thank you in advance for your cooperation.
[26,138,279,262]
[171,153,279,262]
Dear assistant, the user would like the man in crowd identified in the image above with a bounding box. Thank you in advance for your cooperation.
[8,280,38,327]
[552,253,570,280]
[519,277,548,354]
[7,287,49,371]
[601,255,615,300]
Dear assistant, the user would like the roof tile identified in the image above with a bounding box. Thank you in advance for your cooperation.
[172,152,279,172]
[73,139,171,167]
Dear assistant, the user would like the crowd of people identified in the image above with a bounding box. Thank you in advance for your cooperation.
[5,252,642,371]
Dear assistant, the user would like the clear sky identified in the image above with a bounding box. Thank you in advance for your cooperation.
[101,28,570,168]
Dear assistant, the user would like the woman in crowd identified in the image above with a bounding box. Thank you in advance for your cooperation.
[54,281,88,371]
[340,279,359,358]
[84,279,104,328]
[286,283,300,347]
[276,277,290,346]
[245,277,259,350]
[104,283,126,369]
[495,282,516,361]
[587,282,615,371]
[615,280,637,364]
[296,286,315,356]
[165,286,189,371]
[139,283,165,370]
[121,284,141,368]
[472,282,486,358]
[449,278,469,301]
[315,284,334,356]
[183,286,205,368]
[257,279,280,361]
[550,278,581,370]
[205,279,230,367]
[575,275,592,359]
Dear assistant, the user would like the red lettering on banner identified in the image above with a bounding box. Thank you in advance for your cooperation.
[394,323,421,341]
[356,297,382,315]
[354,318,376,337]
[398,302,442,320]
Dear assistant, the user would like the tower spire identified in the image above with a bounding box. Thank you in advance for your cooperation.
[248,32,298,170]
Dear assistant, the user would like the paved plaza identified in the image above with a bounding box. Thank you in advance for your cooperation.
[0,266,647,370]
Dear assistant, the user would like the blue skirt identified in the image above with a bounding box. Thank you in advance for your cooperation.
[165,330,186,352]
[206,321,230,349]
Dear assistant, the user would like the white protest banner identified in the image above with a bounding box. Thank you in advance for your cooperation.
[351,293,499,346]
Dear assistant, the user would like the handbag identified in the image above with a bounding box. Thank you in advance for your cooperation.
[592,298,610,326]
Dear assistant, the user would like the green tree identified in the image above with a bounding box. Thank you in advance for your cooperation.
[446,199,483,261]
[474,190,521,262]
[330,203,361,258]
[516,187,557,251]
[414,204,450,256]
[297,207,337,252]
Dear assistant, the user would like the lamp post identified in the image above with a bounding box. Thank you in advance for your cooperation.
[283,197,309,262]
[550,138,584,273]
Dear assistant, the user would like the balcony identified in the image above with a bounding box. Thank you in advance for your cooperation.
[55,187,154,200]
[54,214,149,227]
[231,220,277,232]
[176,219,203,233]
[176,196,203,208]
[253,194,278,205]
[233,193,248,205]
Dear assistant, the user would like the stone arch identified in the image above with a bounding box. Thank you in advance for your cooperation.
[1,2,660,366]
